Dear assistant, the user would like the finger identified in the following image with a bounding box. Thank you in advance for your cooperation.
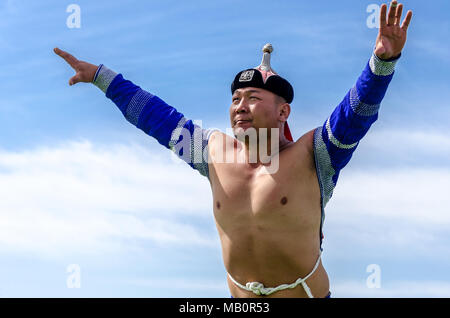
[380,4,387,28]
[394,3,403,26]
[54,47,79,69]
[69,74,80,86]
[401,10,413,31]
[388,1,398,26]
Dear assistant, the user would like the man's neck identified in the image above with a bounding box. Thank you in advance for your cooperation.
[242,137,292,166]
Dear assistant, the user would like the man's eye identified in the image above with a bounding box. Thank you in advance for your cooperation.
[250,96,259,100]
[232,98,239,102]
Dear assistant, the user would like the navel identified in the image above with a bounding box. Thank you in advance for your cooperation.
[216,201,221,209]
[280,196,288,205]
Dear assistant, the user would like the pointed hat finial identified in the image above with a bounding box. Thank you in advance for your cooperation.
[255,43,277,82]
[262,43,273,54]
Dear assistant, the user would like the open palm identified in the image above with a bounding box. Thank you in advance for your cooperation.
[375,1,413,60]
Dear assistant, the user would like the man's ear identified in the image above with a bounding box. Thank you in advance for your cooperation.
[278,103,291,121]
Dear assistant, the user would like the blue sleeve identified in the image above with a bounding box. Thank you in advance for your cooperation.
[92,64,219,180]
[313,53,400,208]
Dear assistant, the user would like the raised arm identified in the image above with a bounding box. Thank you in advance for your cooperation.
[53,48,218,180]
[312,1,412,250]
[313,0,413,207]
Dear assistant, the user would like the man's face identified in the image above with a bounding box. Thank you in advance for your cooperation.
[230,87,285,137]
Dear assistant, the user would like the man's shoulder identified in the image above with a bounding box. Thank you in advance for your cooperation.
[291,128,316,171]
[294,129,315,153]
[207,130,235,156]
[209,129,226,140]
[208,130,232,145]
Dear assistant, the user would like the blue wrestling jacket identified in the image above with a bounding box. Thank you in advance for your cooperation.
[92,52,400,249]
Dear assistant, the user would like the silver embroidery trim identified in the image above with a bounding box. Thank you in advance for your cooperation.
[169,117,188,150]
[369,53,398,76]
[313,127,336,208]
[325,117,358,150]
[169,117,219,178]
[349,86,380,117]
[93,65,118,93]
[193,128,220,178]
[125,89,154,126]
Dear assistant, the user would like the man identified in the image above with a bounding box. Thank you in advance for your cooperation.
[54,1,412,298]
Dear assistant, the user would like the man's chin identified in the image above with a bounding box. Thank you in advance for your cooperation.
[232,125,258,138]
[233,126,248,133]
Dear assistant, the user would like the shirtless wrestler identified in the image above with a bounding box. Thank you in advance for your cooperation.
[54,1,413,298]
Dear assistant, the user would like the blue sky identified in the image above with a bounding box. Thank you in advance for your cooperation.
[0,0,449,297]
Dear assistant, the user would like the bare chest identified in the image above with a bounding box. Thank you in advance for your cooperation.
[208,140,321,232]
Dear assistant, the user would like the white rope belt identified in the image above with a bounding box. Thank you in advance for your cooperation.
[228,252,322,298]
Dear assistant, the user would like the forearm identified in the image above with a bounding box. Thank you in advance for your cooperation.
[92,64,218,179]
[93,64,182,146]
[313,52,400,206]
[325,53,399,149]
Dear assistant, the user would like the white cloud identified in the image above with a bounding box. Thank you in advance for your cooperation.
[332,167,450,225]
[0,139,213,215]
[1,127,449,274]
[0,139,218,259]
[320,129,450,263]
[361,128,450,162]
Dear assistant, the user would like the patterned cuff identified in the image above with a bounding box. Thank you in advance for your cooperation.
[369,53,400,76]
[349,86,380,117]
[92,64,118,93]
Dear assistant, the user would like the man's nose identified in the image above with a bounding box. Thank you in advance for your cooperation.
[235,99,249,113]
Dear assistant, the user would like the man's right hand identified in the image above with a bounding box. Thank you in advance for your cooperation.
[54,47,99,86]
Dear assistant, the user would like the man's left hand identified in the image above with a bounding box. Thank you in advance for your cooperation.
[375,0,413,60]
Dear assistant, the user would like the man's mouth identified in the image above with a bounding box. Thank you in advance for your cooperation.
[235,120,252,125]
